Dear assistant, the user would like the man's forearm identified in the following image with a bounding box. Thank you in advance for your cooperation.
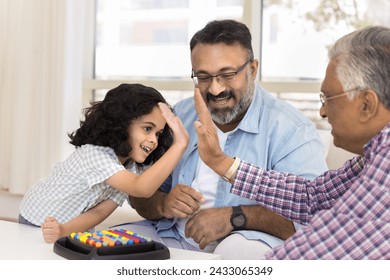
[129,190,167,220]
[242,205,295,240]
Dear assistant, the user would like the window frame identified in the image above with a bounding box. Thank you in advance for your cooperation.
[82,0,321,108]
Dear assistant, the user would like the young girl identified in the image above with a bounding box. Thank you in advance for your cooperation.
[19,83,189,243]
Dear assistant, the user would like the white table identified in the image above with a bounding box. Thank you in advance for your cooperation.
[0,220,220,260]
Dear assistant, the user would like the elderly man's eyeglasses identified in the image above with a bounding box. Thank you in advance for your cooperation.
[191,59,251,87]
[319,88,361,106]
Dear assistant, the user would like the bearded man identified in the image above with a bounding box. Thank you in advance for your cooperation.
[118,19,328,259]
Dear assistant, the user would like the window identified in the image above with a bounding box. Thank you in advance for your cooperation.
[85,0,389,129]
[260,0,389,129]
[261,0,389,82]
[94,0,243,79]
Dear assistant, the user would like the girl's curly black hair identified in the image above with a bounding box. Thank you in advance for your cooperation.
[68,83,173,166]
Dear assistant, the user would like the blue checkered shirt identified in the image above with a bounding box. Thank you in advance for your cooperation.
[19,144,128,226]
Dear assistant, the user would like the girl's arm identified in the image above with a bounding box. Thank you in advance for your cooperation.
[41,199,118,243]
[106,103,189,198]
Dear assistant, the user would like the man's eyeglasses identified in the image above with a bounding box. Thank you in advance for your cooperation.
[319,88,361,106]
[191,59,251,87]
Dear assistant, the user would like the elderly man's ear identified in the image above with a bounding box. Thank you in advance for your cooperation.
[359,90,380,122]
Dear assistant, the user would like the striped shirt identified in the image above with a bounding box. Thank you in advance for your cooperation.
[231,123,390,259]
[19,144,128,226]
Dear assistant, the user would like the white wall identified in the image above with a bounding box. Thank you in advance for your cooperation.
[0,191,22,222]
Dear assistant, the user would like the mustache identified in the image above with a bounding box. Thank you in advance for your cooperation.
[206,90,234,102]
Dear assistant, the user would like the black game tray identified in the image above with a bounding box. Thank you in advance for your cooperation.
[53,235,170,260]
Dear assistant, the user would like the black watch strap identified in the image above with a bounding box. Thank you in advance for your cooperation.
[230,205,246,230]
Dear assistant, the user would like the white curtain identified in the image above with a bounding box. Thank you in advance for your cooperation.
[0,0,85,195]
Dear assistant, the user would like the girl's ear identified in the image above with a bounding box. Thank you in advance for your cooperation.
[359,90,380,122]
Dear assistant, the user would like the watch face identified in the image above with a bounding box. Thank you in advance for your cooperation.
[233,215,245,227]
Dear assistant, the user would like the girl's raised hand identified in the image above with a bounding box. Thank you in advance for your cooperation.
[158,102,189,150]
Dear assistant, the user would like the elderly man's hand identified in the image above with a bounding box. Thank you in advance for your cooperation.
[193,88,227,170]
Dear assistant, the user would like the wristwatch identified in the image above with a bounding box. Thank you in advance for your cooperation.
[230,206,246,230]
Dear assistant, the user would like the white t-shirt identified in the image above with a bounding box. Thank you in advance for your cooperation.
[176,129,230,248]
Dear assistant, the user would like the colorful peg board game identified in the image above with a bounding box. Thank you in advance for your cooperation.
[53,229,170,260]
[70,229,151,247]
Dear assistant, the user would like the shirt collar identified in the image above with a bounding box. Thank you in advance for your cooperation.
[235,84,263,134]
[363,122,390,160]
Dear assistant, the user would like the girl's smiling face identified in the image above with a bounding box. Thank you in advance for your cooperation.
[121,106,167,164]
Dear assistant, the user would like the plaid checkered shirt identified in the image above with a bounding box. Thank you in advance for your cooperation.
[20,144,128,226]
[231,123,390,259]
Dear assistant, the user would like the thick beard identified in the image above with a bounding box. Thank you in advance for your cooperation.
[209,74,255,125]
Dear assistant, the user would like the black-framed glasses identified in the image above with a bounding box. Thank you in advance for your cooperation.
[191,59,251,87]
[319,87,362,106]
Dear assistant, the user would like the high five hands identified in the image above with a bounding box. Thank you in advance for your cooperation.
[187,88,237,249]
[193,88,226,170]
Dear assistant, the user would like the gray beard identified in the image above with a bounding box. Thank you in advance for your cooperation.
[210,78,255,125]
